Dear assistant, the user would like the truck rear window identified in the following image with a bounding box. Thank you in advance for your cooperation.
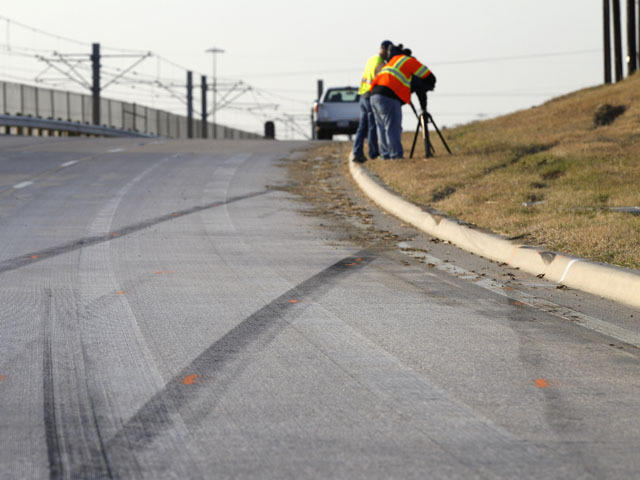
[324,89,359,103]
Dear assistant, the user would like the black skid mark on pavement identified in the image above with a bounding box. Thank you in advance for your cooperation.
[42,288,114,480]
[0,190,270,276]
[105,251,372,453]
[42,289,63,480]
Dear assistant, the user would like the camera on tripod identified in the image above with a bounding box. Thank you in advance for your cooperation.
[408,62,450,158]
[411,75,436,112]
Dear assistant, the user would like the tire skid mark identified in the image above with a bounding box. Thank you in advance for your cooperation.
[0,190,270,276]
[106,250,372,452]
[74,155,239,479]
[42,288,114,479]
[42,289,63,480]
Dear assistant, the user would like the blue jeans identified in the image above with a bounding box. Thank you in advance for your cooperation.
[370,94,403,159]
[352,94,379,158]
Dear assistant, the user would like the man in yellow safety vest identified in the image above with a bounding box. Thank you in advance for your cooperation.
[349,40,393,164]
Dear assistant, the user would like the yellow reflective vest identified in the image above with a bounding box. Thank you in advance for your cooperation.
[358,55,385,95]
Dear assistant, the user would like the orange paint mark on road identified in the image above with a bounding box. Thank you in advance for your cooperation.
[289,299,299,303]
[355,258,363,262]
[0,375,4,381]
[171,213,179,217]
[183,374,199,385]
[535,378,550,388]
[111,232,119,237]
[116,291,126,295]
[31,255,39,259]
[345,263,357,266]
[514,301,523,306]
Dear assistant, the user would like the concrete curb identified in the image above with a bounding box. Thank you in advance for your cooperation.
[349,159,640,310]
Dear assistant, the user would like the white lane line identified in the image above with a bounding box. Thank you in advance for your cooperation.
[108,148,124,153]
[60,160,78,168]
[13,181,34,189]
[397,245,640,348]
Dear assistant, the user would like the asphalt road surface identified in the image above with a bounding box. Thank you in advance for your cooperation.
[1,136,639,479]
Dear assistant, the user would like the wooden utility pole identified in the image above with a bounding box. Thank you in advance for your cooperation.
[604,0,612,83]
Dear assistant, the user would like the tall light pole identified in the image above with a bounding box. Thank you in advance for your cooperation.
[206,46,225,139]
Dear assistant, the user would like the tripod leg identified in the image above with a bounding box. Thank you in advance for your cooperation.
[410,119,420,159]
[427,113,452,154]
[422,113,433,158]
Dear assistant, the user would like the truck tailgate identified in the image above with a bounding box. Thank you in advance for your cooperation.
[317,103,359,122]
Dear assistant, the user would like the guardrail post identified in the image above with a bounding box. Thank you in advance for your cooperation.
[201,75,208,139]
[91,43,101,125]
[186,71,193,139]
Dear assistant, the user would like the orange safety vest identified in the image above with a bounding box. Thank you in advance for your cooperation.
[370,54,432,104]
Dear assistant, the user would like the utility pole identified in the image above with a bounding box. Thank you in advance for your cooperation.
[613,0,624,81]
[91,43,101,125]
[187,71,193,139]
[206,47,225,139]
[604,0,612,83]
[201,75,208,138]
[627,0,637,74]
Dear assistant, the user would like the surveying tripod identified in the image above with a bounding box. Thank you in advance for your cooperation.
[409,95,452,159]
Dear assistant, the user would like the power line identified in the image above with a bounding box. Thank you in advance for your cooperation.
[0,14,146,54]
[237,49,601,78]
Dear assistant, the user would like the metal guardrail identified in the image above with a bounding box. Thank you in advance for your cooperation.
[0,114,155,138]
[0,80,261,140]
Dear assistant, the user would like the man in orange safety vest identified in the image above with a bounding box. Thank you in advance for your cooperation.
[370,44,436,160]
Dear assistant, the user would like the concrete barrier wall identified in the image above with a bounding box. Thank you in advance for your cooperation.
[69,93,83,122]
[0,80,260,139]
[5,83,21,114]
[53,91,67,120]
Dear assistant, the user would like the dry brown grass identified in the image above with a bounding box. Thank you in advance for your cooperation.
[335,73,640,268]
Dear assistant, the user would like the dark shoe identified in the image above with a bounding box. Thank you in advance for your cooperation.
[369,154,380,160]
[353,154,367,164]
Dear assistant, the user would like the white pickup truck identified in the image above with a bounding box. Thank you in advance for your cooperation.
[312,87,360,140]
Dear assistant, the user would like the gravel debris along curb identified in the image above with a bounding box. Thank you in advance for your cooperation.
[349,158,640,310]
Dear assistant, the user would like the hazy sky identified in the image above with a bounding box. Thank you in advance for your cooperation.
[0,1,630,138]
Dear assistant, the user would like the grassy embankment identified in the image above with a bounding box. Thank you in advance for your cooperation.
[334,73,640,269]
